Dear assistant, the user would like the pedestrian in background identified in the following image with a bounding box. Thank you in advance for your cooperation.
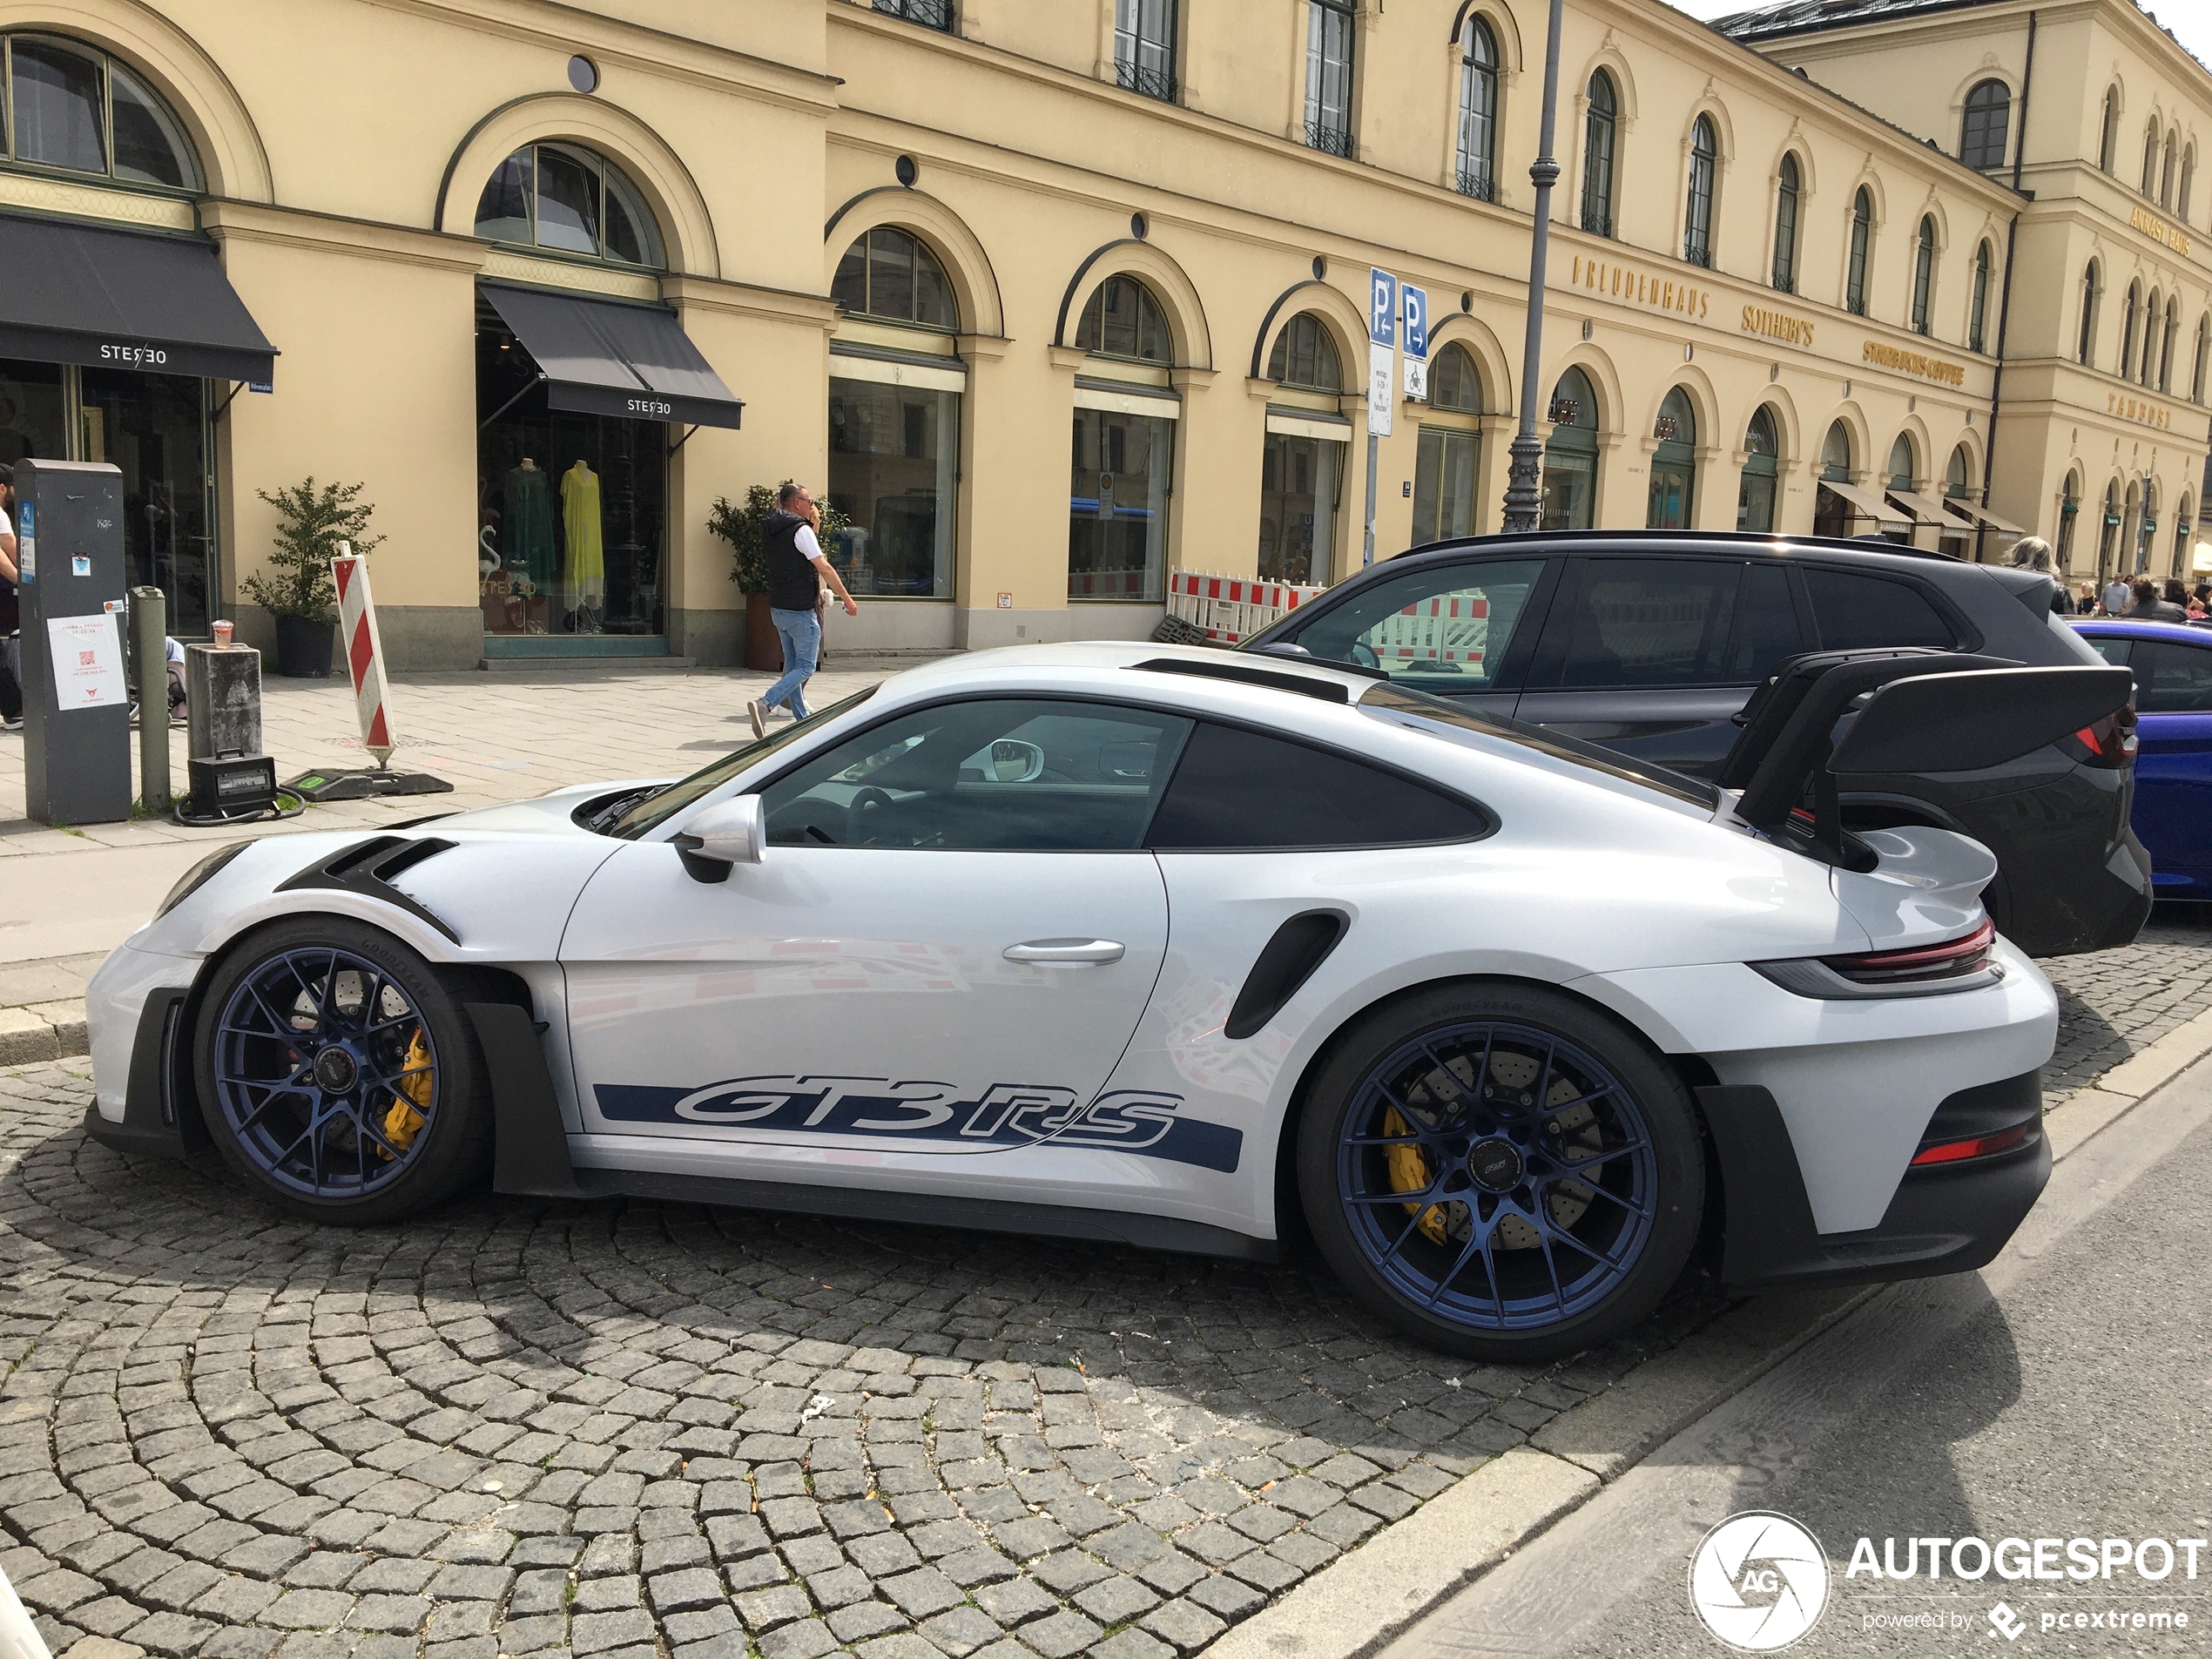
[2101,573,2133,615]
[2078,582,2100,614]
[747,482,857,738]
[2006,536,2071,617]
[0,463,21,732]
[2127,577,2187,622]
[2163,578,2190,610]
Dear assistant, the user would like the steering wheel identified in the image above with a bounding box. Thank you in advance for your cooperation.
[845,786,896,845]
[1351,640,1382,671]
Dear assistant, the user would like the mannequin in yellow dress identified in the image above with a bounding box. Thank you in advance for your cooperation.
[562,459,604,632]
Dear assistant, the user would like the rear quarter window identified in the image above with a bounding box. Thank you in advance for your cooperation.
[1146,721,1491,849]
[1802,567,1956,651]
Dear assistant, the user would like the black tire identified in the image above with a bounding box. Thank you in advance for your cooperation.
[192,916,494,1224]
[1297,981,1704,1361]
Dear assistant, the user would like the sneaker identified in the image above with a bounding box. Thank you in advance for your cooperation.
[747,698,769,739]
[0,717,20,733]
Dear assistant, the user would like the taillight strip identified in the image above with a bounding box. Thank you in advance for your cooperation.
[1830,918,1996,976]
[1910,1121,2033,1167]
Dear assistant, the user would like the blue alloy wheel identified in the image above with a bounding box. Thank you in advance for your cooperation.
[1334,1020,1659,1332]
[208,945,442,1198]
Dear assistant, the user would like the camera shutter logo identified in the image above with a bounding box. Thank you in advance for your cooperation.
[1689,1511,1831,1650]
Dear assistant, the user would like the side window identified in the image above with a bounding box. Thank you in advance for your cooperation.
[2084,637,2131,666]
[1288,559,1547,694]
[759,699,1192,850]
[1728,563,1806,682]
[1802,569,1957,651]
[1557,560,1743,688]
[2131,642,2212,712]
[1147,722,1489,849]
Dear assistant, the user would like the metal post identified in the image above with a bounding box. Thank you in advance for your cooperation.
[1501,0,1568,534]
[129,587,170,813]
[1362,433,1380,569]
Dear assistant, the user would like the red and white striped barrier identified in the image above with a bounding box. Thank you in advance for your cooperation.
[331,544,395,768]
[1164,570,1325,644]
[1370,592,1490,667]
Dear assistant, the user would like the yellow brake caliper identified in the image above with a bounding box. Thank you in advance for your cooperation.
[1384,1107,1449,1244]
[380,1028,434,1157]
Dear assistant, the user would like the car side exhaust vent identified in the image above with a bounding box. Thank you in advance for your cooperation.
[1225,911,1350,1039]
[277,837,462,943]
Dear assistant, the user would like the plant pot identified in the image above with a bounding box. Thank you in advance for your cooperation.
[273,614,335,678]
[744,591,783,672]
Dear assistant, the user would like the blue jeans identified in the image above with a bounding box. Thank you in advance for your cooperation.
[764,606,820,719]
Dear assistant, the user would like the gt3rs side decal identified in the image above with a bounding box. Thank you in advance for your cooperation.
[592,1076,1244,1173]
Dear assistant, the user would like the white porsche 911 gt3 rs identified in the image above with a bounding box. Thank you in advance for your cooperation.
[83,643,2095,1359]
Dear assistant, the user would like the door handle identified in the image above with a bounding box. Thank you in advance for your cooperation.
[1004,939,1125,965]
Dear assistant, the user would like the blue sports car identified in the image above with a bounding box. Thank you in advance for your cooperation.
[2075,618,2212,900]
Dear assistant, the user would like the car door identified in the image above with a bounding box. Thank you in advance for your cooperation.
[561,697,1190,1155]
[2110,636,2212,894]
[1266,556,1556,718]
[1513,556,1805,778]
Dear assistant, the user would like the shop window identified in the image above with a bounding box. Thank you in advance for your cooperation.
[831,226,959,331]
[828,372,960,599]
[1069,395,1174,602]
[2080,264,2100,367]
[1456,17,1499,202]
[0,34,199,190]
[1814,418,1853,537]
[2100,482,2121,579]
[1646,387,1697,530]
[1910,215,1935,336]
[1304,0,1355,158]
[1887,434,1916,494]
[1845,188,1872,316]
[473,142,664,267]
[1075,276,1171,364]
[2057,473,2080,570]
[1969,240,1992,354]
[2174,500,2194,581]
[1960,80,2010,170]
[1772,152,1800,293]
[1944,445,1974,549]
[1258,426,1342,585]
[1115,0,1177,101]
[1267,312,1342,391]
[1413,344,1482,545]
[873,0,954,30]
[1683,116,1717,268]
[1738,406,1779,534]
[1581,71,1617,237]
[1541,366,1599,530]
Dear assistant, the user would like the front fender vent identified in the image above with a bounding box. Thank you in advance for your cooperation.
[276,836,461,943]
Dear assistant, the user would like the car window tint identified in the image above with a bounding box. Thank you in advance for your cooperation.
[1726,563,1805,682]
[2130,641,2212,712]
[1558,560,1741,688]
[2084,636,2131,665]
[759,699,1192,851]
[1288,559,1545,693]
[1146,721,1488,849]
[1803,568,1955,650]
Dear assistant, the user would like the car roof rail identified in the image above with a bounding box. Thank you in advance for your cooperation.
[1128,656,1356,704]
[1397,529,1964,564]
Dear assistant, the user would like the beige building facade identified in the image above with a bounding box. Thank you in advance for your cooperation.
[0,0,2163,671]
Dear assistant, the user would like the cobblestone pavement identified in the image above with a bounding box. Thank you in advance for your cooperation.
[0,914,2199,1659]
[0,1062,1722,1659]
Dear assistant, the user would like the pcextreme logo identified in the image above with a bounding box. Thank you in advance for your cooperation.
[1689,1512,1831,1651]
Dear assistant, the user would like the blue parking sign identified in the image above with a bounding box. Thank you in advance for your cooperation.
[1369,268,1397,347]
[1401,285,1429,361]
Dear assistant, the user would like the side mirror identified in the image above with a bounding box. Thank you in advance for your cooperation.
[988,738,1044,784]
[673,795,765,883]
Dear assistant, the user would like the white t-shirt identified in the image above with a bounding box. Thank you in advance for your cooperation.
[794,523,826,562]
[2102,580,2131,611]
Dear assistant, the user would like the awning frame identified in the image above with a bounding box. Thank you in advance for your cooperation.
[479,280,743,432]
[1886,488,1980,535]
[1817,477,1910,531]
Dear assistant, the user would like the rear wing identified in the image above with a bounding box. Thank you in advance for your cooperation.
[1717,649,2134,864]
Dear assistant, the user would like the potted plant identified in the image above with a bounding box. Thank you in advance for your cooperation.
[240,477,385,678]
[710,484,851,671]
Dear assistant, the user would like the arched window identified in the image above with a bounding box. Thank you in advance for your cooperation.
[2099,88,2120,173]
[1267,311,1342,390]
[1911,215,1936,335]
[1946,444,1973,503]
[1684,115,1718,267]
[475,142,664,266]
[2175,494,2194,579]
[1968,240,1993,354]
[1846,187,1873,316]
[2080,263,2100,366]
[2140,288,2161,387]
[0,33,199,189]
[2138,480,2157,573]
[1541,366,1600,529]
[830,226,958,329]
[2142,118,2161,195]
[1888,434,1917,493]
[1647,387,1697,529]
[1961,78,2010,170]
[1429,341,1482,410]
[2121,282,2142,380]
[1772,152,1801,293]
[2100,480,2122,580]
[1455,16,1499,202]
[1075,275,1171,362]
[2161,128,2178,208]
[2194,315,2209,404]
[2057,470,2080,570]
[1581,71,1617,237]
[1815,419,1855,537]
[2182,145,2197,226]
[2160,297,2179,392]
[1738,405,1780,534]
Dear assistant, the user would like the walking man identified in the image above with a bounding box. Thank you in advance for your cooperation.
[2101,571,2132,616]
[749,482,856,738]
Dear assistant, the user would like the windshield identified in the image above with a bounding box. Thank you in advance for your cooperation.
[1359,681,1721,809]
[608,686,880,839]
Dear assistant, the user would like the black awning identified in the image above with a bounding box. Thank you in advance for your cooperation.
[481,280,743,430]
[0,212,276,383]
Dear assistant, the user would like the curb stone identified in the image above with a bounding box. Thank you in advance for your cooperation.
[1196,1002,2212,1659]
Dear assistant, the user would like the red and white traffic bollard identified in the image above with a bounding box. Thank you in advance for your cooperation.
[332,541,395,770]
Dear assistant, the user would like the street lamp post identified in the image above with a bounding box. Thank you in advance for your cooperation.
[1501,0,1567,534]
